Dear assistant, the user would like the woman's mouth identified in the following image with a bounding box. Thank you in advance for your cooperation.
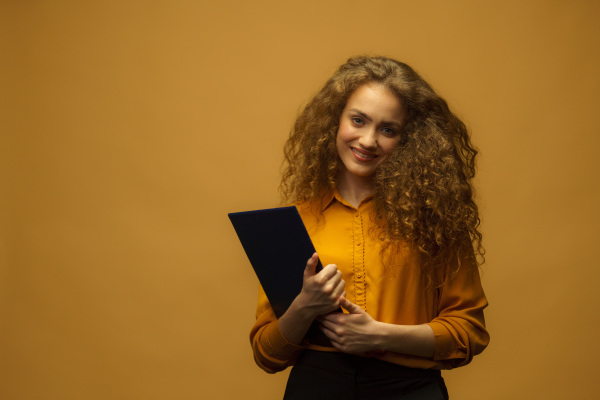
[351,147,378,161]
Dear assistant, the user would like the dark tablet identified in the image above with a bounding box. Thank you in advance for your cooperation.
[228,206,333,346]
[228,206,322,318]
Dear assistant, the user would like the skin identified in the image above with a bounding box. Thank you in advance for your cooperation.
[279,82,435,358]
[335,82,405,207]
[278,253,345,345]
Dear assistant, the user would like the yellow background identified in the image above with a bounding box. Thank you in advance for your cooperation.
[2,1,599,399]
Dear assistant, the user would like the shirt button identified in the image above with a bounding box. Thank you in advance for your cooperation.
[357,242,362,246]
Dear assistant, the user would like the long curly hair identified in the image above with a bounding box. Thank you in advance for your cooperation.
[281,56,484,286]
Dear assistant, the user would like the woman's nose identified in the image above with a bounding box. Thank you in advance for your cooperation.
[358,128,377,149]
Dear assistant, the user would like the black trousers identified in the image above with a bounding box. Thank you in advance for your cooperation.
[284,350,449,400]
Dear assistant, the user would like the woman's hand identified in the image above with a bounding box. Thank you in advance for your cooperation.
[278,253,345,345]
[320,297,436,358]
[318,297,383,355]
[295,253,346,320]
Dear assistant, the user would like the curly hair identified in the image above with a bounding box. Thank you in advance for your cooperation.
[281,56,484,286]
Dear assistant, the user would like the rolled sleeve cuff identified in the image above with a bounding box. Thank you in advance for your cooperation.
[428,321,462,360]
[263,320,305,360]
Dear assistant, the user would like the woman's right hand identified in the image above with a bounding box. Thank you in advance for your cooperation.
[295,253,345,320]
[278,253,345,345]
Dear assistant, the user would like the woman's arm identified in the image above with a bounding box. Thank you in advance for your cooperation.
[249,253,346,372]
[319,297,435,358]
[319,263,489,366]
[278,253,345,344]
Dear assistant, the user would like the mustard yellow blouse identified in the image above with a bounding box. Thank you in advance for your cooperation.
[250,190,489,372]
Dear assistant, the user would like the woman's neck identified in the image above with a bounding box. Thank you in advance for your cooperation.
[337,172,373,208]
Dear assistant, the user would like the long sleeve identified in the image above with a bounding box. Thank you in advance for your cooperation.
[249,286,305,373]
[248,193,489,371]
[427,264,489,369]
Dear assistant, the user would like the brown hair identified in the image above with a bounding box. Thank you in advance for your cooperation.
[280,56,483,286]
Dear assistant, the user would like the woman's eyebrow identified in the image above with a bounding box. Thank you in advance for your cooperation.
[348,108,371,121]
[382,120,403,128]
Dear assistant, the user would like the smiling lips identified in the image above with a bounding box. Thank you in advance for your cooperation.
[351,147,379,162]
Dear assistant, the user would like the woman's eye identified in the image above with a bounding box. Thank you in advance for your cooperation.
[381,127,395,136]
[351,117,363,125]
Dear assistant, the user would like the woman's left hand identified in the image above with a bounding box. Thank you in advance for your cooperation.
[318,297,384,355]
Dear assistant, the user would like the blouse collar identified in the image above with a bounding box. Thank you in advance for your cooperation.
[320,188,373,212]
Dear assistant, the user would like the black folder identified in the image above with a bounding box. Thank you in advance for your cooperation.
[228,206,333,346]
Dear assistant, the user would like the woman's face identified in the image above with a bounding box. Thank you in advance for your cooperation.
[336,82,406,181]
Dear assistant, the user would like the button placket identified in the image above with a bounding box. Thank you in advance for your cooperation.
[352,211,367,311]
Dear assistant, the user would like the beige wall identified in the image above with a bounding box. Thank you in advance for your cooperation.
[2,1,599,399]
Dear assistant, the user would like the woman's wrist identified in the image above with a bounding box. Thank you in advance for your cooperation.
[278,294,318,345]
[288,294,318,324]
[371,320,391,351]
[376,322,435,358]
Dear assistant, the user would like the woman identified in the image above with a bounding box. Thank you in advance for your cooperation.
[250,56,489,399]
